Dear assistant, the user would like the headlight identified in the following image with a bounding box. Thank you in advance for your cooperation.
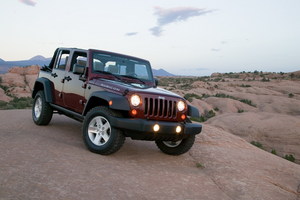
[130,95,141,107]
[177,100,186,111]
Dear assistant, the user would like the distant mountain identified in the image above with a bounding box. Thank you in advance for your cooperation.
[30,55,48,61]
[0,56,51,74]
[152,68,175,76]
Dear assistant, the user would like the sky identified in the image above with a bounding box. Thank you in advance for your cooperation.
[0,0,299,76]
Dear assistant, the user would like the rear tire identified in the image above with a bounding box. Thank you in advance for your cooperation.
[83,106,125,155]
[155,135,195,155]
[32,90,53,125]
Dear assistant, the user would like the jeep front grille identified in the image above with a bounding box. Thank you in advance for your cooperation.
[144,97,177,119]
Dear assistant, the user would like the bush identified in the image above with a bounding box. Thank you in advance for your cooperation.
[239,99,256,107]
[271,149,277,155]
[261,77,270,82]
[202,93,211,99]
[288,93,294,98]
[195,162,205,169]
[191,110,216,122]
[240,84,251,87]
[184,93,201,102]
[215,93,237,100]
[250,141,263,149]
[0,84,9,93]
[0,97,33,110]
[238,109,244,113]
[284,154,295,162]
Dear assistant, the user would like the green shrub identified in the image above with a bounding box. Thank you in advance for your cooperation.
[195,162,205,169]
[0,97,33,110]
[184,93,201,102]
[240,84,251,87]
[191,110,216,122]
[284,154,295,162]
[214,107,219,111]
[215,93,237,100]
[238,109,244,113]
[271,149,277,155]
[0,84,9,93]
[250,141,263,149]
[288,93,294,98]
[261,77,270,82]
[201,93,211,99]
[239,99,256,107]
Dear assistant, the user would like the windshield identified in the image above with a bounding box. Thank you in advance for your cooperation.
[92,52,153,82]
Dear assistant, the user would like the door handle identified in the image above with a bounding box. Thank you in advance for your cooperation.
[51,73,57,78]
[64,76,72,81]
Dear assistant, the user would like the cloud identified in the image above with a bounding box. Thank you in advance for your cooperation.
[211,48,221,52]
[149,26,163,37]
[19,0,36,6]
[125,32,138,36]
[150,6,214,36]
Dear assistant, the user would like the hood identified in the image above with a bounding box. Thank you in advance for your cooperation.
[92,78,183,99]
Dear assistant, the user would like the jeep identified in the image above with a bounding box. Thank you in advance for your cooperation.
[32,48,202,155]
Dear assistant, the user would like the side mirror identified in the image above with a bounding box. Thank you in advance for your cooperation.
[154,79,159,87]
[79,76,87,82]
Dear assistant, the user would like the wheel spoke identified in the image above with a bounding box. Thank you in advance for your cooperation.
[88,126,98,134]
[93,134,101,145]
[96,118,103,128]
[101,132,109,142]
[103,122,110,132]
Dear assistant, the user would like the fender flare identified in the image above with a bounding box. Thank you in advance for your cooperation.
[83,91,130,115]
[32,77,54,103]
[187,105,200,118]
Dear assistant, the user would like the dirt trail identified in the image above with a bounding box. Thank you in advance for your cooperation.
[0,110,299,200]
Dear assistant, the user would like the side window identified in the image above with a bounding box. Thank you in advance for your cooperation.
[71,52,87,75]
[55,50,70,70]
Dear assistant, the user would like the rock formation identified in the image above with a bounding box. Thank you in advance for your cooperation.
[0,65,39,100]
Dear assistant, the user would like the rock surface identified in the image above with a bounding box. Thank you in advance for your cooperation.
[0,65,39,99]
[184,77,300,164]
[0,109,299,200]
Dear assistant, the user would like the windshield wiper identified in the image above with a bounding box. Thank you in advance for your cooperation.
[121,75,146,84]
[97,71,122,81]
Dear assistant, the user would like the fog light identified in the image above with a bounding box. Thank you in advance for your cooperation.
[181,114,186,120]
[153,124,160,132]
[176,126,182,133]
[131,109,137,116]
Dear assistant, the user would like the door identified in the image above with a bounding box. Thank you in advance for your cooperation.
[62,51,87,113]
[51,49,70,106]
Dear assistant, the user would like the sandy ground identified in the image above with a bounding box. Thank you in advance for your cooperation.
[0,109,300,200]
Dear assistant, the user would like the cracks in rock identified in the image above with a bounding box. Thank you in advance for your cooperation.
[22,72,32,93]
[265,178,299,196]
[188,151,235,200]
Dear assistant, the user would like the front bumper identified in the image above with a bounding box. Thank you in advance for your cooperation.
[110,116,202,136]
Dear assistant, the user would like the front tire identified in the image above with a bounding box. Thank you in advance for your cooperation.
[32,90,53,125]
[155,135,195,155]
[83,106,125,155]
